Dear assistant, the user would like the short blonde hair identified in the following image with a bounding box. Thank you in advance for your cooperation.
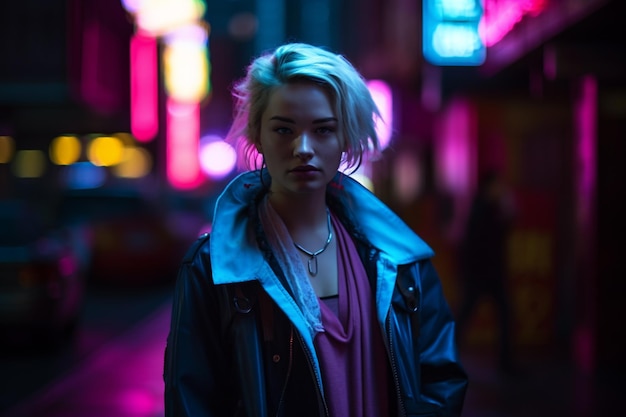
[226,42,381,172]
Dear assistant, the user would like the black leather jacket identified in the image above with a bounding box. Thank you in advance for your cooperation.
[164,171,467,416]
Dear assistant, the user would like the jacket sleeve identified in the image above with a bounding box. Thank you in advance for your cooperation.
[417,260,468,416]
[164,235,236,417]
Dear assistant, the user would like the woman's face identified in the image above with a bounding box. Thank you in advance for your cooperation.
[257,82,343,200]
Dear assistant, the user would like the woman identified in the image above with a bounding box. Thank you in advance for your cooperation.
[164,42,467,417]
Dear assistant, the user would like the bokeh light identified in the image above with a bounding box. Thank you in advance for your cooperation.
[130,34,159,142]
[12,150,46,178]
[88,136,125,167]
[133,0,206,36]
[163,23,210,103]
[50,135,82,165]
[367,79,393,150]
[62,161,107,189]
[198,135,237,179]
[166,100,203,189]
[0,136,15,163]
[112,146,153,179]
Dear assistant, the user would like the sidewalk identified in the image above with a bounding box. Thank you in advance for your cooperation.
[4,302,170,417]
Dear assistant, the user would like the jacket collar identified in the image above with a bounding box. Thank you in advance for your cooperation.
[209,170,433,285]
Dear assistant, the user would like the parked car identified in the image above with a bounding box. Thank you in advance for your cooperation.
[0,199,85,348]
[55,188,202,286]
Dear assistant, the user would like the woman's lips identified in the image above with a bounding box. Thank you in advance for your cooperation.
[291,165,318,172]
[290,166,320,178]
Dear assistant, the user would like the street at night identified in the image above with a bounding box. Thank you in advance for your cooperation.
[1,284,172,417]
[1,282,622,417]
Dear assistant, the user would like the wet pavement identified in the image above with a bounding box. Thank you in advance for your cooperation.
[3,294,170,417]
[2,290,623,417]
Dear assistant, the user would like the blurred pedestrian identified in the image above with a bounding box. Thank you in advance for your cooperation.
[456,169,517,374]
[164,42,467,416]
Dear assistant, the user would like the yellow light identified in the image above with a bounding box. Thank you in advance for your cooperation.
[0,136,15,163]
[50,135,82,165]
[113,132,137,147]
[88,136,125,166]
[135,0,206,36]
[163,42,209,102]
[12,150,46,178]
[112,147,153,178]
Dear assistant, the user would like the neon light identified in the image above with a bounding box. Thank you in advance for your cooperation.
[134,0,206,36]
[50,135,81,165]
[0,136,16,163]
[423,0,485,66]
[121,0,142,14]
[199,135,237,179]
[434,0,482,19]
[112,147,153,179]
[88,136,125,167]
[576,75,597,228]
[163,24,210,103]
[130,34,159,142]
[433,23,484,58]
[480,0,548,47]
[367,80,393,150]
[62,162,106,189]
[435,98,475,194]
[166,99,203,189]
[12,150,46,178]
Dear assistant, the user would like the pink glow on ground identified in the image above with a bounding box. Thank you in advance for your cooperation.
[130,34,159,142]
[166,100,203,190]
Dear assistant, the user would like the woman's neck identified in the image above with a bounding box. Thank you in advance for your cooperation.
[267,193,329,240]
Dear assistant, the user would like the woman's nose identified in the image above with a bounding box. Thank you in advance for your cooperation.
[294,134,313,158]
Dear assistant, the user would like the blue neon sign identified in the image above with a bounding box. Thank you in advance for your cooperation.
[423,0,485,66]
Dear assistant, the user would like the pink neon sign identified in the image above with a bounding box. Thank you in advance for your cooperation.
[481,0,548,47]
[130,34,159,142]
[166,99,203,189]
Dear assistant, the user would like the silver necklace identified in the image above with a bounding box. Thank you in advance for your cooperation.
[293,209,332,276]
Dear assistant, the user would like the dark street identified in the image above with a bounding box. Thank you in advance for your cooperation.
[1,283,622,417]
[1,284,172,417]
[1,0,625,416]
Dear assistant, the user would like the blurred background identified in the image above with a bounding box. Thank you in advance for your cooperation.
[0,0,624,416]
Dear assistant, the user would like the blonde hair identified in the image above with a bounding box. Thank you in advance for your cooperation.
[225,42,381,172]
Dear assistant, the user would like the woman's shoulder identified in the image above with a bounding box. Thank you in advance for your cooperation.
[181,232,212,265]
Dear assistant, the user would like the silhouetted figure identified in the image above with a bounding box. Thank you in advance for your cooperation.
[456,170,517,374]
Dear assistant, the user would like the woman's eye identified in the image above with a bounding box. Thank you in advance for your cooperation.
[274,127,292,134]
[317,126,334,134]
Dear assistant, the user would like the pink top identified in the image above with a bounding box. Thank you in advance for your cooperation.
[314,214,391,416]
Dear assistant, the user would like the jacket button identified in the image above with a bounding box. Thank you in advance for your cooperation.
[272,354,281,363]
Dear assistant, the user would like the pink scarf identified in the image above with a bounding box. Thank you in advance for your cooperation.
[315,214,391,416]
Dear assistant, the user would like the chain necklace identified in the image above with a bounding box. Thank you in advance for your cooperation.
[293,209,332,276]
